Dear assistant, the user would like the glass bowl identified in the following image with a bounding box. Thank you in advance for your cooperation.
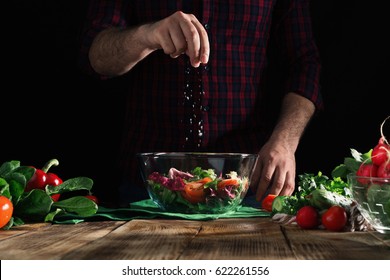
[137,152,258,214]
[347,174,390,233]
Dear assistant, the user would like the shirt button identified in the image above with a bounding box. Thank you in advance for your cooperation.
[204,23,209,30]
[202,105,210,112]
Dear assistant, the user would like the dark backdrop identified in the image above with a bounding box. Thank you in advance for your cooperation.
[2,1,389,205]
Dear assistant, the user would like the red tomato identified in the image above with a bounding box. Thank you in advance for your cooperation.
[261,194,277,212]
[321,205,347,231]
[217,178,239,189]
[0,196,13,229]
[85,195,99,204]
[198,177,213,184]
[182,180,207,204]
[296,206,319,229]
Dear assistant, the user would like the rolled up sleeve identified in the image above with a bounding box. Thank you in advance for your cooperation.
[272,0,323,112]
[78,0,128,79]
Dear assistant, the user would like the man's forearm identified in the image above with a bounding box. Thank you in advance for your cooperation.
[89,25,155,76]
[268,92,316,152]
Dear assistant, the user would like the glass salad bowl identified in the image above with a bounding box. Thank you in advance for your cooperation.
[137,152,258,214]
[347,174,390,233]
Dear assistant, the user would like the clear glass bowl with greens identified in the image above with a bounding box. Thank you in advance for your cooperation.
[347,174,390,233]
[137,152,258,214]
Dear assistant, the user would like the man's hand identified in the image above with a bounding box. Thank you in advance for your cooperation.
[250,92,316,201]
[147,11,209,67]
[251,140,296,201]
[89,11,209,76]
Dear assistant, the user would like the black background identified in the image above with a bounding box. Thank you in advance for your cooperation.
[2,1,389,204]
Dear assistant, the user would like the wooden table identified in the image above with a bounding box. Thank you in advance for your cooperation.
[0,217,389,260]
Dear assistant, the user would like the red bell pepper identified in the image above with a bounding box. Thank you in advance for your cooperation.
[25,159,63,194]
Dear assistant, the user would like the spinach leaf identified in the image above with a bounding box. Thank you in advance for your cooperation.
[46,177,94,195]
[8,173,27,204]
[0,160,20,177]
[14,189,53,222]
[52,196,98,216]
[0,178,11,198]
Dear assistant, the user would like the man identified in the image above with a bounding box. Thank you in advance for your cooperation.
[80,0,322,206]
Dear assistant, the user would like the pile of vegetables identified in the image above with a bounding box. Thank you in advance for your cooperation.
[263,116,390,232]
[147,167,249,214]
[263,172,354,231]
[0,159,99,230]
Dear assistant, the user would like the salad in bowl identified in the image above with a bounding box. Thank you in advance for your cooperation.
[137,153,257,214]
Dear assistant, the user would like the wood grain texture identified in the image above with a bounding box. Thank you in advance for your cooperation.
[0,221,125,260]
[178,218,296,259]
[283,225,390,260]
[0,218,389,260]
[62,219,203,260]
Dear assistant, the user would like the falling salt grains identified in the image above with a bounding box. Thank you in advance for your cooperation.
[182,59,206,148]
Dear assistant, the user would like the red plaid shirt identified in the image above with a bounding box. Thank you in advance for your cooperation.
[80,0,322,202]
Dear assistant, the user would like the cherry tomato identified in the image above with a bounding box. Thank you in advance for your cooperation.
[0,196,14,229]
[261,194,277,212]
[321,205,347,231]
[182,180,208,204]
[296,206,319,229]
[85,195,99,204]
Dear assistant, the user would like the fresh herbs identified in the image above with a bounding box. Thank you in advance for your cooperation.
[271,172,352,215]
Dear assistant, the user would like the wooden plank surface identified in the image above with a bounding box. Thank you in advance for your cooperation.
[0,221,125,260]
[283,225,390,260]
[62,219,203,260]
[178,218,296,259]
[0,223,51,241]
[0,218,389,260]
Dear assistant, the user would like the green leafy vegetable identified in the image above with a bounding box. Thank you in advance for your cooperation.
[0,160,98,229]
[271,171,351,215]
[331,149,372,180]
[14,189,53,221]
[52,196,98,216]
[46,177,93,195]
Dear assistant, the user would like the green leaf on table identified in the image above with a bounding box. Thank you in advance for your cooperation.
[52,196,98,216]
[14,189,53,222]
[12,216,24,226]
[46,177,94,195]
[44,208,64,222]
